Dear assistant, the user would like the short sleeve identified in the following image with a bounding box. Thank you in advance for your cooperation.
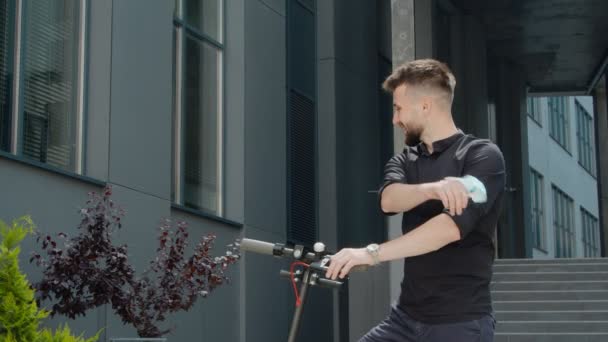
[378,150,409,215]
[446,142,506,238]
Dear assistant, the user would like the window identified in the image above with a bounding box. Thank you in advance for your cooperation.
[0,0,14,152]
[1,0,86,173]
[548,96,569,151]
[581,207,600,257]
[530,168,545,250]
[527,97,541,125]
[173,0,224,215]
[552,185,575,258]
[575,101,596,176]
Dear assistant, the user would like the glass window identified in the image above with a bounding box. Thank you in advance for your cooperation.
[173,0,224,215]
[581,208,600,257]
[527,97,541,125]
[548,97,569,151]
[552,185,575,258]
[183,37,221,213]
[184,0,223,43]
[21,0,82,171]
[575,101,595,176]
[0,0,13,152]
[530,168,545,250]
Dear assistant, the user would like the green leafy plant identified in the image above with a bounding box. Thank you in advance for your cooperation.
[36,325,98,342]
[0,216,99,342]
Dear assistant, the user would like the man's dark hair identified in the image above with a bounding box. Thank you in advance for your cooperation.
[382,59,456,101]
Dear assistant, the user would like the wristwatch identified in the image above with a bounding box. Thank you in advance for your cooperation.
[366,243,381,266]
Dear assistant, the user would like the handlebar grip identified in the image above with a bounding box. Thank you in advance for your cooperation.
[240,238,275,256]
[317,277,344,289]
[279,270,344,289]
[318,257,369,273]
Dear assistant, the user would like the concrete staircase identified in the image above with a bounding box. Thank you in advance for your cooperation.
[492,258,608,342]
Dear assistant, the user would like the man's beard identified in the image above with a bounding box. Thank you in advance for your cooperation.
[405,128,422,147]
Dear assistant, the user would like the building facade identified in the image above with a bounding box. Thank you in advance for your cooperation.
[527,96,601,258]
[1,0,608,341]
[0,0,393,340]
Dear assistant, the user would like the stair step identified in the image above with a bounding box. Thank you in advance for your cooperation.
[492,290,608,301]
[496,310,608,321]
[491,258,608,340]
[495,332,608,342]
[493,300,608,311]
[491,281,608,291]
[494,263,608,273]
[496,321,608,333]
[493,271,608,281]
[495,258,608,265]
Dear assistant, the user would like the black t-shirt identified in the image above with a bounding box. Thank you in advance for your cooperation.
[378,131,506,324]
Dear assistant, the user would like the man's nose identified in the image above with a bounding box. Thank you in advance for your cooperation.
[392,112,399,125]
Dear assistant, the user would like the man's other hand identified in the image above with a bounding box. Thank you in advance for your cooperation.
[325,248,374,280]
[422,177,470,216]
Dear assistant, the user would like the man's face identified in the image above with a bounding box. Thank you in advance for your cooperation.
[392,84,424,147]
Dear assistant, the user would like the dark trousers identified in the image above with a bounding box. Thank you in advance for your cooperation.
[359,304,495,342]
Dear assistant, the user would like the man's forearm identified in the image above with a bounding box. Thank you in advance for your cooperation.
[381,183,433,213]
[377,213,461,262]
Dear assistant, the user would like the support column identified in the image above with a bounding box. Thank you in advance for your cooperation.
[489,57,530,258]
[389,0,415,304]
[593,75,608,256]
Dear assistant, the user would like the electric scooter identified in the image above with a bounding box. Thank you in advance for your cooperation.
[240,238,366,342]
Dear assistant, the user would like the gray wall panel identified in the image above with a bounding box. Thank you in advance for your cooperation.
[259,0,286,17]
[85,0,112,181]
[414,0,434,59]
[333,0,377,81]
[0,159,104,339]
[108,0,173,199]
[244,0,286,236]
[317,0,335,60]
[334,59,388,341]
[317,59,338,251]
[333,28,380,250]
[243,1,290,340]
[242,227,290,342]
[225,0,246,223]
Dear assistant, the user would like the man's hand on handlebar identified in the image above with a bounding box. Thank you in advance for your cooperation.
[325,248,374,280]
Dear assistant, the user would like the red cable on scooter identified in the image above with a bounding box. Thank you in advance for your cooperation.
[290,261,310,307]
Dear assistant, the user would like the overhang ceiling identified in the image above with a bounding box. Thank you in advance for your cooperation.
[450,0,608,94]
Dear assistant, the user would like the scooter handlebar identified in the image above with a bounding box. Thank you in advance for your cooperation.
[240,238,275,256]
[241,238,369,273]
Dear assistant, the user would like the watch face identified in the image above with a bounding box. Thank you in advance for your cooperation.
[367,244,380,265]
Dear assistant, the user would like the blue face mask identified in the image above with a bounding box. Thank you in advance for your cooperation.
[456,175,488,203]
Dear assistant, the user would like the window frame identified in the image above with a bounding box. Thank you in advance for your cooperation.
[527,97,541,126]
[172,0,226,217]
[552,184,575,258]
[6,0,88,175]
[530,168,546,250]
[581,207,599,257]
[548,96,570,153]
[575,100,596,177]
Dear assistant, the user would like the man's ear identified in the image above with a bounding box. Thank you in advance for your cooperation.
[421,98,431,112]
